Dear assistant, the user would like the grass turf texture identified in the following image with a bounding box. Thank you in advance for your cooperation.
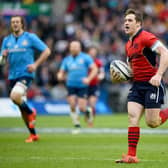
[0,114,168,168]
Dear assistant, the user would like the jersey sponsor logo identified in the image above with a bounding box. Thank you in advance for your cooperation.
[8,48,26,53]
[7,42,11,47]
[14,45,18,48]
[70,63,78,69]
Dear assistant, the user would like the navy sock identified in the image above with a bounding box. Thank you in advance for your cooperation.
[19,102,32,114]
[18,108,36,135]
[29,128,36,135]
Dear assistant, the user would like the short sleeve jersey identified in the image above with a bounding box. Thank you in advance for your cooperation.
[0,32,47,80]
[126,29,158,82]
[60,52,94,88]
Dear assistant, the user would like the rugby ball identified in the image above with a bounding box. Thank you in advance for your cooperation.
[110,60,132,82]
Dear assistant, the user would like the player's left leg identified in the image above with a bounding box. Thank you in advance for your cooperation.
[78,97,88,115]
[10,79,39,142]
[145,83,168,128]
[77,87,94,127]
[87,95,97,127]
[145,108,168,128]
[88,95,97,116]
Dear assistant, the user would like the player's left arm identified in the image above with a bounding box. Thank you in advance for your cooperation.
[83,63,98,85]
[150,40,168,86]
[27,34,51,72]
[82,54,98,85]
[31,47,51,71]
[97,61,105,81]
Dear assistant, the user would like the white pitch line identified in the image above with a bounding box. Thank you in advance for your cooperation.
[0,128,168,134]
[0,156,165,162]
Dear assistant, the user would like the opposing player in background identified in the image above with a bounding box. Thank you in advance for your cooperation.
[0,15,50,142]
[111,9,168,163]
[87,46,105,127]
[57,41,97,133]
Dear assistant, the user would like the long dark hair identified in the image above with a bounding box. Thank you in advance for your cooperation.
[10,15,25,31]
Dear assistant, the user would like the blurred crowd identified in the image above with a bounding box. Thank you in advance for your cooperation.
[0,0,168,111]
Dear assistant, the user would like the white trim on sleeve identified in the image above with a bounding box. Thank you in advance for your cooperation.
[151,40,165,51]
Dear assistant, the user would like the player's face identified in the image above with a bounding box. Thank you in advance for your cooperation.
[124,14,140,36]
[88,48,97,59]
[69,42,81,56]
[11,17,23,34]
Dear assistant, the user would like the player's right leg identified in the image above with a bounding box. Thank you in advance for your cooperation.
[68,95,81,126]
[77,87,94,127]
[115,102,143,163]
[67,87,81,133]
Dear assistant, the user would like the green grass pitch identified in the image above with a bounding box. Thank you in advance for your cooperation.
[0,114,168,168]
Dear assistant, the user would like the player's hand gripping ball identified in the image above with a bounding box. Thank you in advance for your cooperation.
[110,60,132,83]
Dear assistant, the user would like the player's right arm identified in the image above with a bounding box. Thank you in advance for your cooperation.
[0,38,8,65]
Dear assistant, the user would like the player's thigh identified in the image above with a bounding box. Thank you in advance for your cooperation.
[67,87,77,106]
[128,101,144,126]
[144,84,164,127]
[88,96,97,107]
[67,95,76,107]
[145,108,161,127]
[10,77,32,102]
[78,97,87,111]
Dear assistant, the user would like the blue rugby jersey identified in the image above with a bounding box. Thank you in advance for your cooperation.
[0,32,47,80]
[60,52,94,88]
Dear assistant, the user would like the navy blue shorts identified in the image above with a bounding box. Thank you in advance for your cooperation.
[67,87,88,98]
[9,76,33,91]
[128,82,165,108]
[88,85,100,97]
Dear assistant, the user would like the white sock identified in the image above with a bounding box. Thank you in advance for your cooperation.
[87,107,93,123]
[70,111,80,126]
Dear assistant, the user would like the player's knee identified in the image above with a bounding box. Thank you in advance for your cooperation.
[79,106,86,113]
[128,114,139,126]
[10,91,22,104]
[10,84,25,105]
[146,119,160,128]
[70,106,76,112]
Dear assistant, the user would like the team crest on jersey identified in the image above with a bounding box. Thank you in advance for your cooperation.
[22,40,28,46]
[133,43,138,49]
[150,93,156,100]
[79,59,84,64]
